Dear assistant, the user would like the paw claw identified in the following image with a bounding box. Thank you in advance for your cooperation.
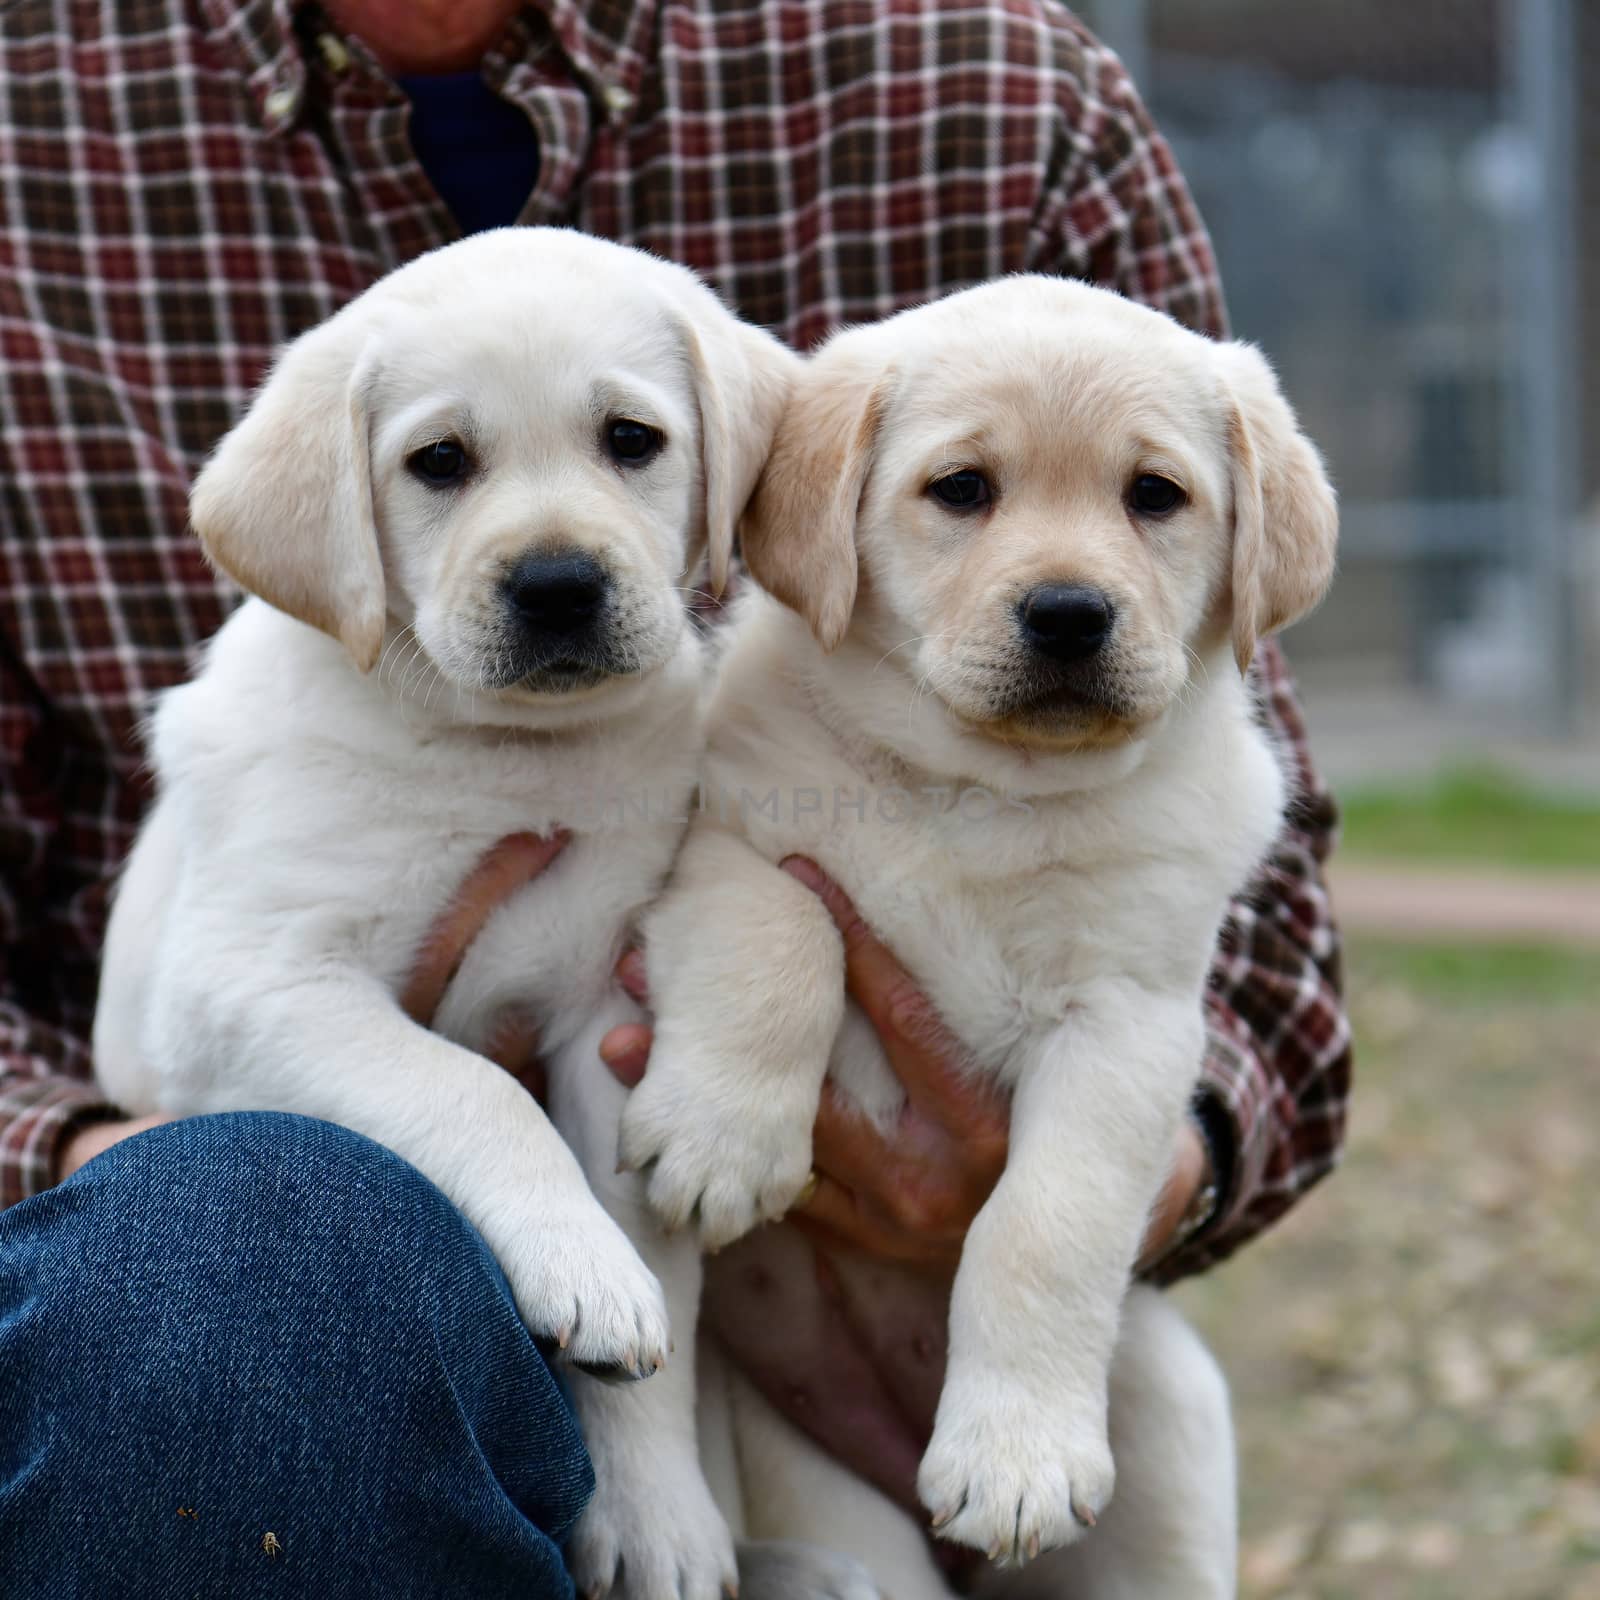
[571,1357,655,1386]
[501,1202,668,1384]
[919,1382,1114,1563]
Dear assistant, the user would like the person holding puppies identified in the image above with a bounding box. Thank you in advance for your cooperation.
[0,0,1350,1592]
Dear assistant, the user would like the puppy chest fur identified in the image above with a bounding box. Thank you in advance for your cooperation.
[97,601,703,1107]
[692,597,1285,1113]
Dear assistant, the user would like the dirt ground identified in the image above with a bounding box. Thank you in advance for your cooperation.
[1173,938,1600,1600]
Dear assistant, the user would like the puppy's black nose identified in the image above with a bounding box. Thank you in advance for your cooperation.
[504,550,609,640]
[1018,584,1115,663]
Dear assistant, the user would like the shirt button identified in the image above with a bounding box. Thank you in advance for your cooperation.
[315,32,352,74]
[264,85,301,123]
[602,83,634,116]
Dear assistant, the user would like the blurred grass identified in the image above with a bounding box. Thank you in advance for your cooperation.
[1338,766,1600,872]
[1365,940,1600,1004]
[1176,934,1600,1599]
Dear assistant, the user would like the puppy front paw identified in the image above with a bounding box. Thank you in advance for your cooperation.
[569,1453,737,1600]
[500,1201,670,1382]
[918,1375,1114,1566]
[618,1044,815,1250]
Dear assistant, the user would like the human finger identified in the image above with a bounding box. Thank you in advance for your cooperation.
[401,830,570,1028]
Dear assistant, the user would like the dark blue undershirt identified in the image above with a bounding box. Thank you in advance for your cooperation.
[398,71,541,236]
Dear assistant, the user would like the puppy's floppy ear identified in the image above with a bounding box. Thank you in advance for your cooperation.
[678,307,800,598]
[190,309,386,673]
[1218,342,1338,674]
[739,345,891,652]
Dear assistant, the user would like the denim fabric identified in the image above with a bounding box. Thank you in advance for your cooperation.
[0,1113,594,1598]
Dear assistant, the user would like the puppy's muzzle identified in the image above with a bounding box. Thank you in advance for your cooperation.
[499,548,614,687]
[1017,583,1115,664]
[993,582,1140,738]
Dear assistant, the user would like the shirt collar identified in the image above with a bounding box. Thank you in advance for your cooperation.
[531,0,658,114]
[197,0,307,133]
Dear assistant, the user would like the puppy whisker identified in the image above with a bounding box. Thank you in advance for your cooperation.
[375,626,411,684]
[377,624,423,694]
[873,630,955,675]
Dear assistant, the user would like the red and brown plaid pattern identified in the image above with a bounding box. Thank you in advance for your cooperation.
[0,0,1349,1275]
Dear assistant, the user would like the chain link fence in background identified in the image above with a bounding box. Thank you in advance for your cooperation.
[1081,0,1594,749]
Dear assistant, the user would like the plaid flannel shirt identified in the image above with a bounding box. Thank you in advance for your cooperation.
[0,0,1350,1278]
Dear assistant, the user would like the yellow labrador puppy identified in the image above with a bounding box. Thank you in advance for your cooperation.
[93,229,882,1600]
[624,276,1338,1597]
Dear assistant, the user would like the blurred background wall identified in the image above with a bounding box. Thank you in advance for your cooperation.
[1064,11,1600,1596]
[1080,0,1597,787]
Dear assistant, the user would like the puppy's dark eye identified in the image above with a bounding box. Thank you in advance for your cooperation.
[409,439,469,486]
[1129,474,1185,516]
[929,470,992,510]
[607,419,662,466]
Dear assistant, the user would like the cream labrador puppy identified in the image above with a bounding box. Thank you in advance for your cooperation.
[622,276,1338,1596]
[91,228,875,1600]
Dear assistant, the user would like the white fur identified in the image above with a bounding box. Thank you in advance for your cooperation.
[94,229,812,1600]
[625,277,1336,1591]
[96,252,1331,1600]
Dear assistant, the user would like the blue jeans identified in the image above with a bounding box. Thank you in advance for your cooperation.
[0,1113,594,1598]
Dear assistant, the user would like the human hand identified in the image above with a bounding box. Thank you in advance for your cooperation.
[758,857,1010,1269]
[59,830,572,1187]
[600,855,1000,1269]
[1135,1116,1210,1273]
[602,855,1208,1270]
[54,1111,175,1182]
[398,828,571,1094]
